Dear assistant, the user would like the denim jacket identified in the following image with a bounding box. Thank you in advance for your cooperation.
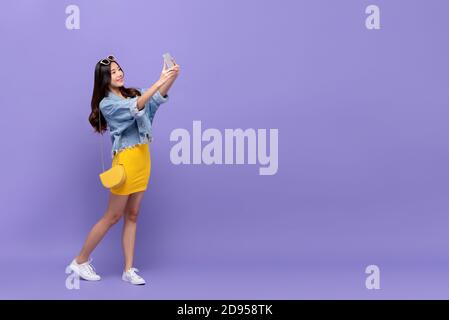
[99,88,169,158]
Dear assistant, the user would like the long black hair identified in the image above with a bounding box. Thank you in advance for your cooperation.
[88,59,142,134]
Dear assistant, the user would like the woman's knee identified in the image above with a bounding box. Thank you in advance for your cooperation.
[125,207,140,223]
[103,211,124,226]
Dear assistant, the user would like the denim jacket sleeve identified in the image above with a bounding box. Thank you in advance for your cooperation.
[99,96,145,135]
[139,88,169,124]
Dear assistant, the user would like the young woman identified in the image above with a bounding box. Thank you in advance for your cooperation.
[69,55,180,285]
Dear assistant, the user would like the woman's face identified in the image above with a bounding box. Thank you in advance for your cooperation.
[109,62,124,88]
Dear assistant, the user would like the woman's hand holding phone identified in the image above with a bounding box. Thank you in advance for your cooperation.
[157,57,180,87]
[170,58,180,78]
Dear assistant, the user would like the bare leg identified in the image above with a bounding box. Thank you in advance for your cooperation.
[122,191,145,271]
[75,192,130,264]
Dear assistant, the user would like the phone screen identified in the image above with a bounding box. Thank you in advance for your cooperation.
[163,53,174,69]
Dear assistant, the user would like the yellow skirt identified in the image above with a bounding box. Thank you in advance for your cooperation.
[110,143,151,195]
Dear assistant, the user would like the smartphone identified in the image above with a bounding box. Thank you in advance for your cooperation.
[163,52,175,69]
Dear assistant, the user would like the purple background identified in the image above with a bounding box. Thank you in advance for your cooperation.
[1,0,448,299]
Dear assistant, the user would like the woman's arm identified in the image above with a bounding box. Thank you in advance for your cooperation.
[158,61,180,97]
[136,65,177,110]
[136,82,162,111]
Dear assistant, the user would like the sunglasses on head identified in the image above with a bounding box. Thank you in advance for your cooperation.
[99,55,116,66]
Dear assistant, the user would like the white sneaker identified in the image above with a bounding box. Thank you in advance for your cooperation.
[69,258,101,281]
[122,267,146,285]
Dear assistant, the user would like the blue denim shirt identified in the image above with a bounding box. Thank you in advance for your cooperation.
[99,88,169,158]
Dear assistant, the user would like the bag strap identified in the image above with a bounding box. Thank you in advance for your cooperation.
[99,108,120,172]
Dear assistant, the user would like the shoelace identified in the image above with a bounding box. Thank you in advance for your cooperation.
[127,268,142,280]
[82,259,97,276]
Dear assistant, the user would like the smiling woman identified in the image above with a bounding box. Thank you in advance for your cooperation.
[89,56,145,136]
[69,54,180,286]
[109,59,125,88]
